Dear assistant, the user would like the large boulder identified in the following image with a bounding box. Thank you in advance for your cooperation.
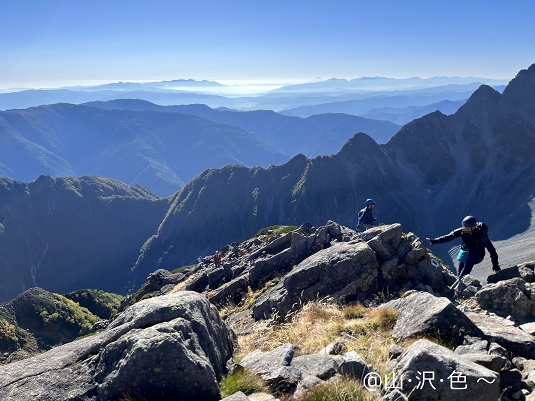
[250,224,454,321]
[465,311,535,359]
[252,241,379,320]
[248,223,341,290]
[240,343,295,378]
[290,354,340,380]
[487,261,535,284]
[392,339,500,401]
[0,291,234,401]
[383,292,483,345]
[476,278,535,322]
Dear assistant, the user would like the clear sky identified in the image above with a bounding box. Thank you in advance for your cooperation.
[1,0,534,89]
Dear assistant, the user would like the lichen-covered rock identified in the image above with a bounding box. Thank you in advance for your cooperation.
[252,242,379,320]
[0,291,234,401]
[476,278,535,321]
[392,339,500,401]
[383,292,483,345]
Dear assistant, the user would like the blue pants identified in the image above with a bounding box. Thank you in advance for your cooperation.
[458,255,483,278]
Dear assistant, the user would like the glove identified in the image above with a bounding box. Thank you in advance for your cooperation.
[492,264,501,273]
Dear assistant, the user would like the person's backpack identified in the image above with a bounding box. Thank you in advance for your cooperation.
[473,222,490,243]
[475,222,488,233]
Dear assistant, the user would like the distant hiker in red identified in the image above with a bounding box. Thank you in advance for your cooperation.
[213,251,222,268]
[426,215,500,278]
[357,199,377,232]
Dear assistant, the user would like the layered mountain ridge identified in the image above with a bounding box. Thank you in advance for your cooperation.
[1,64,534,300]
[0,103,400,195]
[0,104,289,196]
[131,64,535,285]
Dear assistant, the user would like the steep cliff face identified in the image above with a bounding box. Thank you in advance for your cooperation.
[0,176,169,302]
[384,70,535,238]
[130,133,416,284]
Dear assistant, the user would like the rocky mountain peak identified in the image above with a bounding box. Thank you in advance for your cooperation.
[336,132,382,164]
[454,84,502,120]
[502,63,535,126]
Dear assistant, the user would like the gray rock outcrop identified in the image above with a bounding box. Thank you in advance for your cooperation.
[476,278,535,322]
[383,292,483,345]
[465,311,535,359]
[252,240,379,320]
[0,291,234,401]
[487,262,535,284]
[240,343,295,379]
[251,224,454,320]
[392,339,500,401]
[237,344,372,399]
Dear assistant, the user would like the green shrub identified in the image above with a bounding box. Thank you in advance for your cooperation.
[64,289,123,319]
[219,369,269,398]
[376,308,399,330]
[255,225,299,237]
[171,264,195,274]
[343,304,366,319]
[301,377,372,401]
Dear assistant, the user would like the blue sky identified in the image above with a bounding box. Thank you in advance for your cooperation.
[1,0,534,89]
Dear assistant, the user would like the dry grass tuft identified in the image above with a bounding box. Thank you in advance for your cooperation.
[169,277,192,294]
[219,369,269,398]
[300,376,373,401]
[237,301,344,357]
[342,304,366,320]
[370,308,399,331]
[237,301,401,377]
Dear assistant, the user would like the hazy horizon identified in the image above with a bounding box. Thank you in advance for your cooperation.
[2,1,534,94]
[0,74,512,96]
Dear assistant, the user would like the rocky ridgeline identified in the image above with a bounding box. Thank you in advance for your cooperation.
[2,222,535,400]
[132,221,457,318]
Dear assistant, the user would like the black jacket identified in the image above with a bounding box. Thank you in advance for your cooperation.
[357,207,376,226]
[430,222,499,266]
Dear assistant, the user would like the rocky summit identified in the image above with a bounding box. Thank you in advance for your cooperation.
[1,221,535,401]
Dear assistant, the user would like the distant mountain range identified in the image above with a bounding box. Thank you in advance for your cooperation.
[280,90,478,118]
[361,99,466,125]
[269,76,509,94]
[0,102,401,195]
[0,103,289,195]
[0,65,532,302]
[131,64,535,282]
[0,79,507,116]
[85,100,401,155]
[78,79,224,91]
